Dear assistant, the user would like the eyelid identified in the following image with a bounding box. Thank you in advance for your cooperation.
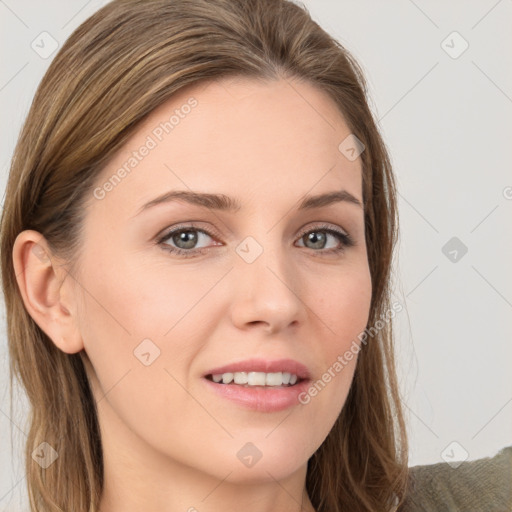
[156,221,222,242]
[296,222,349,238]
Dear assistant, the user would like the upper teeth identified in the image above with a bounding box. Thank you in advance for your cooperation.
[211,372,298,386]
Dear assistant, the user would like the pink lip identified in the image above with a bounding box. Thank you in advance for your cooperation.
[203,358,311,380]
[202,376,311,412]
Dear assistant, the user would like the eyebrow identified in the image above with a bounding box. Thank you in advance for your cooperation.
[134,189,363,217]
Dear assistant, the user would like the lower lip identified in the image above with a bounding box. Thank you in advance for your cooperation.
[202,377,311,412]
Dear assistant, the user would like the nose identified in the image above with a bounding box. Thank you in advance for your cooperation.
[229,242,305,334]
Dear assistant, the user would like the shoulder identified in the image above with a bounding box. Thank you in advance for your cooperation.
[398,445,512,512]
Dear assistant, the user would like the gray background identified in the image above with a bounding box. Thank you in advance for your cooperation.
[1,1,511,510]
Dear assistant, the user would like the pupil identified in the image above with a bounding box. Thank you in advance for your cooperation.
[306,231,325,249]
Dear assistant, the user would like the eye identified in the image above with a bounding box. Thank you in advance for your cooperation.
[157,223,220,258]
[157,222,355,258]
[295,223,355,256]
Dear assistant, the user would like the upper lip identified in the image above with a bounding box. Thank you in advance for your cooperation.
[204,358,311,380]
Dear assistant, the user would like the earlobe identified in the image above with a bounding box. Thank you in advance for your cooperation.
[12,230,84,354]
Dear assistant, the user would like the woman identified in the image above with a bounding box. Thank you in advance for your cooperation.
[2,0,508,511]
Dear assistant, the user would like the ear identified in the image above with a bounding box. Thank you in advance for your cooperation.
[12,230,84,354]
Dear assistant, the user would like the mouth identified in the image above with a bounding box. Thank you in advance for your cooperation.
[202,372,312,412]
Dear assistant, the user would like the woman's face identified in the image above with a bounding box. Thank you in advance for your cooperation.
[72,76,372,492]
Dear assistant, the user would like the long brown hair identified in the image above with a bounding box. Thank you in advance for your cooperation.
[0,0,408,510]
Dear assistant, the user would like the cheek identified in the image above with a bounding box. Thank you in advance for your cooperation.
[311,262,373,349]
[79,249,218,340]
[75,254,195,385]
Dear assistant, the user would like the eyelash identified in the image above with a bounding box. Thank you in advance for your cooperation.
[156,222,355,259]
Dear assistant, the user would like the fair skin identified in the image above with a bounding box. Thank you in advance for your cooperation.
[13,76,372,512]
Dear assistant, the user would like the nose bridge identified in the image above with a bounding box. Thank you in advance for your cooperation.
[229,228,304,332]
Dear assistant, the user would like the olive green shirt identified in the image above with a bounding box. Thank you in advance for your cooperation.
[399,446,512,511]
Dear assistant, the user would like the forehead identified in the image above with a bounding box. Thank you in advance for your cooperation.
[89,76,363,220]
